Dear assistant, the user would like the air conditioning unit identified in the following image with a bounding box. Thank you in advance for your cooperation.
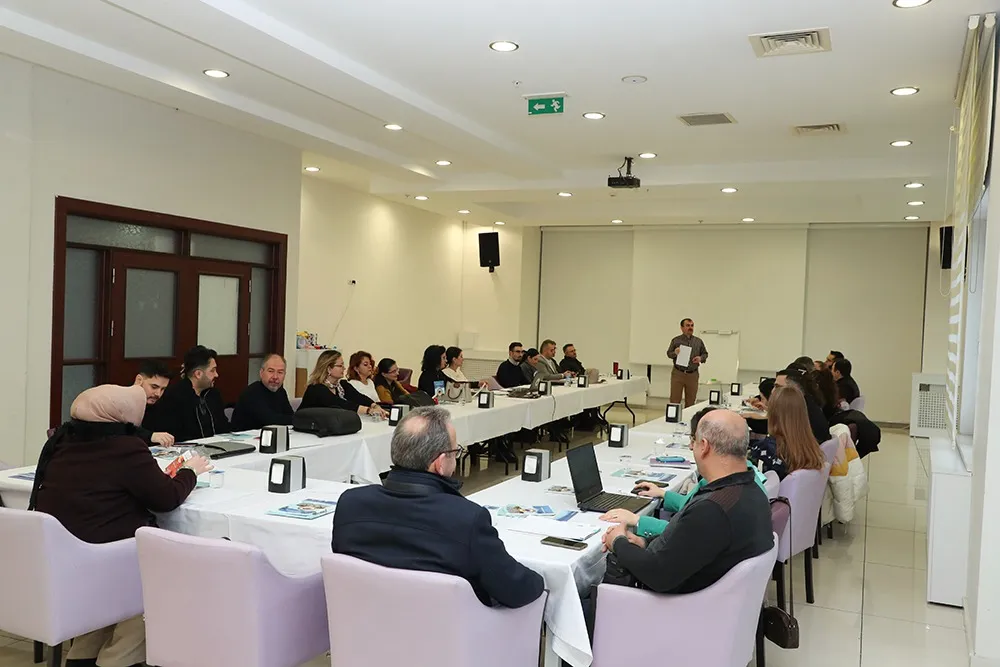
[910,373,948,438]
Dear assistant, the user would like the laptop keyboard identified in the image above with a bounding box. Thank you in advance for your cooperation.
[587,493,645,512]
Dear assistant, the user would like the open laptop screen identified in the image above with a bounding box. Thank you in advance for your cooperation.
[566,442,602,504]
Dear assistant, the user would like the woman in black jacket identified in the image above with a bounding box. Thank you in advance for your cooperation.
[300,350,387,419]
[417,345,450,397]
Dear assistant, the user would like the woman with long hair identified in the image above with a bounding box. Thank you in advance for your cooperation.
[346,350,380,404]
[749,384,825,479]
[417,345,449,397]
[815,367,842,421]
[373,357,410,404]
[300,350,386,418]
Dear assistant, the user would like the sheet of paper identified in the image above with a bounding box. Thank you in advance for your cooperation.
[676,344,692,367]
[500,516,601,542]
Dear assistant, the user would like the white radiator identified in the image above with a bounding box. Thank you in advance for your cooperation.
[910,373,948,438]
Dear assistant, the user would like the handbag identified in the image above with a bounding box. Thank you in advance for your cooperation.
[761,496,800,649]
[292,407,362,437]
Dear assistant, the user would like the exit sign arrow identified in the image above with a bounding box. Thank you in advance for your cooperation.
[527,96,565,116]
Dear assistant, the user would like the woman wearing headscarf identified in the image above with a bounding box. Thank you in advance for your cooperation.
[32,383,212,667]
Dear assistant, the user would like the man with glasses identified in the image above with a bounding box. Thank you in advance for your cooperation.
[331,407,544,608]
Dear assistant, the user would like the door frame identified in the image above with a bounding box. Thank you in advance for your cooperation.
[51,197,288,427]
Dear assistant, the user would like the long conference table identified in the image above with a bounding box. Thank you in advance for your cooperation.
[0,377,656,667]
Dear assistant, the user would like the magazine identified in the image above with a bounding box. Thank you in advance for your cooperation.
[496,504,556,518]
[546,485,575,495]
[266,498,338,520]
[610,468,674,481]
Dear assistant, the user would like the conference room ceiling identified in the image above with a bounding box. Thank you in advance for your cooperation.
[0,0,993,227]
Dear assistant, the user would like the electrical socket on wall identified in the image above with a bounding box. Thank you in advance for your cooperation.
[348,279,357,285]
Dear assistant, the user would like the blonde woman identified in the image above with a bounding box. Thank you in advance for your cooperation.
[300,350,386,419]
[748,384,825,479]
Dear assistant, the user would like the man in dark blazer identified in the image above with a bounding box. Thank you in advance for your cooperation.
[331,407,544,608]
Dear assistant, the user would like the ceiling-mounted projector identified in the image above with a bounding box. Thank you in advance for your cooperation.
[608,156,641,189]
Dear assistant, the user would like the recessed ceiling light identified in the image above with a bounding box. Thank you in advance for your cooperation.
[639,152,657,159]
[907,201,925,206]
[891,86,920,96]
[622,75,648,84]
[384,123,403,131]
[458,209,470,215]
[414,195,428,201]
[721,187,738,194]
[435,160,452,167]
[203,69,229,79]
[890,140,913,147]
[304,166,320,172]
[583,112,606,120]
[494,221,506,225]
[893,0,932,8]
[905,182,924,189]
[742,218,755,223]
[558,192,573,197]
[905,215,920,220]
[489,41,519,52]
[611,219,623,224]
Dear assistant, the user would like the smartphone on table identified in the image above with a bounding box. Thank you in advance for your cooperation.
[540,536,588,551]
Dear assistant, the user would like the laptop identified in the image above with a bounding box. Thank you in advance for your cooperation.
[507,372,546,399]
[566,443,652,514]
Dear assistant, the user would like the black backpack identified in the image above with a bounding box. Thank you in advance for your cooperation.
[293,407,363,437]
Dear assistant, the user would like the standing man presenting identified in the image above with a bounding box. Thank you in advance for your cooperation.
[668,318,708,407]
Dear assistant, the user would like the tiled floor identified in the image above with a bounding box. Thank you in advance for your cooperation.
[0,404,970,666]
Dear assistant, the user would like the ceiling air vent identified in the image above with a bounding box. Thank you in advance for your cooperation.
[678,112,736,127]
[749,28,832,58]
[794,123,844,136]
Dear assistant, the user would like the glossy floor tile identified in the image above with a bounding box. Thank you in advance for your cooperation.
[0,421,971,667]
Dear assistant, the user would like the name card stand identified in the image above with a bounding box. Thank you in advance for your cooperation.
[478,391,495,409]
[576,375,589,388]
[665,403,682,423]
[608,424,630,448]
[388,404,411,426]
[709,390,721,406]
[522,449,552,482]
[259,425,289,454]
[538,380,550,396]
[268,456,306,493]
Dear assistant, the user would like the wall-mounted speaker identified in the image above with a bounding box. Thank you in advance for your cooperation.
[940,226,953,270]
[479,232,500,273]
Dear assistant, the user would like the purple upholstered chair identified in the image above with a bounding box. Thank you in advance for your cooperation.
[763,470,781,500]
[321,553,547,667]
[849,396,866,412]
[0,508,143,667]
[290,397,302,412]
[591,538,778,667]
[775,463,831,608]
[136,527,329,667]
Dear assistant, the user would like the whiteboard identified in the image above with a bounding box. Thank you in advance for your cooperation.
[695,331,741,383]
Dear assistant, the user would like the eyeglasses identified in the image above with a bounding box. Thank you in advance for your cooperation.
[440,445,466,459]
[332,363,345,368]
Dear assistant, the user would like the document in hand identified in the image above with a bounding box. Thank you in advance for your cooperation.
[675,344,693,367]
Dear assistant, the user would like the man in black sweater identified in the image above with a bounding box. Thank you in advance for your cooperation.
[832,358,861,405]
[495,341,528,388]
[558,343,587,376]
[231,353,295,431]
[603,410,773,594]
[143,346,231,442]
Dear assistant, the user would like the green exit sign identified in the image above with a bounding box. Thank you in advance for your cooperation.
[527,96,565,116]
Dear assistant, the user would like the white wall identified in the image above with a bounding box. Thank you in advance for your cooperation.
[538,225,929,422]
[0,57,303,467]
[803,227,928,423]
[297,178,531,374]
[923,222,951,375]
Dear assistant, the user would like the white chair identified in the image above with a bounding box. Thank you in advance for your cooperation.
[849,396,866,412]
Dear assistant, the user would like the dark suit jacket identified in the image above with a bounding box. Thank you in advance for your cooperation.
[331,468,544,608]
[231,381,294,431]
[142,377,231,442]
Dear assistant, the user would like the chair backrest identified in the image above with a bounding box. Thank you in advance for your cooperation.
[321,554,545,667]
[290,397,303,412]
[592,537,778,667]
[0,508,142,644]
[849,395,865,412]
[777,464,831,561]
[224,406,235,421]
[397,368,414,385]
[763,470,780,500]
[819,437,840,466]
[770,499,791,537]
[137,527,329,667]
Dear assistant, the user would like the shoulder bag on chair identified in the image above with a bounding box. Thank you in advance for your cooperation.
[762,496,800,649]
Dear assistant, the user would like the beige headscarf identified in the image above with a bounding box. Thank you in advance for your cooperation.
[70,384,147,426]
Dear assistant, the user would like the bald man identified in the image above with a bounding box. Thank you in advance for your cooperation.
[602,410,773,594]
